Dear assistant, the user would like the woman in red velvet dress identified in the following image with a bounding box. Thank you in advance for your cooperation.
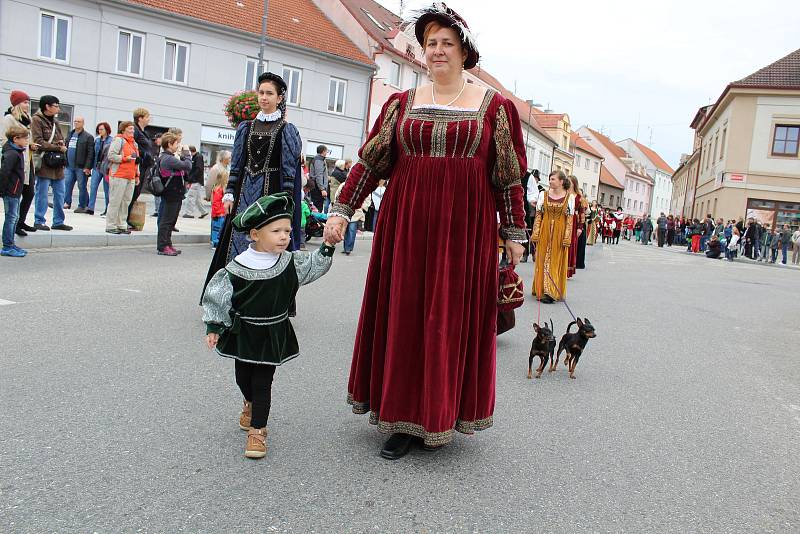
[324,5,527,460]
[567,175,584,278]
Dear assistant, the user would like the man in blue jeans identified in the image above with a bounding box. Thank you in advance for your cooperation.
[30,95,72,231]
[779,224,792,264]
[62,116,94,212]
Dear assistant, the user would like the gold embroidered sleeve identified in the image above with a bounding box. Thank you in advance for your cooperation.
[333,96,401,216]
[530,210,543,243]
[563,213,574,247]
[492,100,527,241]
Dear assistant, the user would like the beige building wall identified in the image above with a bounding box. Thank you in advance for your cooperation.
[693,89,800,225]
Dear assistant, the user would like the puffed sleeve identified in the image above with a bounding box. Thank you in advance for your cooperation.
[281,123,302,191]
[491,98,528,242]
[202,268,234,335]
[292,244,335,286]
[563,194,575,247]
[329,94,402,221]
[225,121,250,198]
[530,191,544,243]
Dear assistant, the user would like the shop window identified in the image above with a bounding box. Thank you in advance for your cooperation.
[772,125,799,156]
[39,11,70,62]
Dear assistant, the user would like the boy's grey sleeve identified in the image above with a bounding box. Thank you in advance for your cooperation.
[202,269,234,334]
[293,244,334,286]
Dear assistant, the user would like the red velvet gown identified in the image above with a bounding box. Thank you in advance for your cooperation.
[567,193,583,278]
[330,89,527,446]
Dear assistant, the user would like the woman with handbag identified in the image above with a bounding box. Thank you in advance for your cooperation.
[105,122,139,234]
[87,122,112,216]
[154,132,191,256]
[30,95,72,231]
[324,5,526,459]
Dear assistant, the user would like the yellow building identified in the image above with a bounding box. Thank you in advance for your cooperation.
[688,48,800,228]
[533,113,575,175]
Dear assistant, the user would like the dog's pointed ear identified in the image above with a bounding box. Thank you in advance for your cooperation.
[533,323,540,332]
[584,318,592,325]
[576,317,584,327]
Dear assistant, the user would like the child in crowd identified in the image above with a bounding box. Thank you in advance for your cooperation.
[1,126,31,257]
[725,226,740,261]
[202,192,335,459]
[210,167,229,248]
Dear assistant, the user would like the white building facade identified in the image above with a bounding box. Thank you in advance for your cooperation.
[617,138,674,219]
[0,0,374,170]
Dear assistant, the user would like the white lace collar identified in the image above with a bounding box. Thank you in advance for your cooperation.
[255,110,282,122]
[234,245,281,270]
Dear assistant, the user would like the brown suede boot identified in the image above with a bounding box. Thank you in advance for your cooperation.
[245,427,268,459]
[239,400,252,430]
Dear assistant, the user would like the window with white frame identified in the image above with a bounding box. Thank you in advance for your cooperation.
[582,182,587,193]
[39,11,71,62]
[594,161,599,173]
[245,58,258,90]
[591,185,596,198]
[627,198,631,209]
[164,40,189,84]
[328,78,347,114]
[282,66,302,106]
[584,157,589,170]
[389,61,401,87]
[576,154,581,166]
[117,30,144,75]
[411,71,419,89]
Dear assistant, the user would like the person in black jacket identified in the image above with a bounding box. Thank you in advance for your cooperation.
[155,132,191,256]
[1,125,30,257]
[181,146,208,218]
[127,107,155,229]
[63,116,95,212]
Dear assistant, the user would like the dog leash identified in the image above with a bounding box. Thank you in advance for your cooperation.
[544,270,577,322]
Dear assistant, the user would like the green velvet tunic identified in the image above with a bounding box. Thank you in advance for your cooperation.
[202,244,333,365]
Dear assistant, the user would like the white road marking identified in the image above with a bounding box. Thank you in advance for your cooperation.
[119,289,141,293]
[0,299,17,306]
[789,404,800,411]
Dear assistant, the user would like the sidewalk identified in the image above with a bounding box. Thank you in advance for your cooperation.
[3,193,210,249]
[632,238,800,271]
[2,191,374,250]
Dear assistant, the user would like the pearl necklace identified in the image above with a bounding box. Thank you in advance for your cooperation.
[432,78,467,107]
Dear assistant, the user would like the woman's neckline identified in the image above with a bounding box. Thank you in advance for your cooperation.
[548,192,566,201]
[409,85,490,111]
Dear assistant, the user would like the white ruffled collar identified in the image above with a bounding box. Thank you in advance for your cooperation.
[234,245,281,270]
[255,110,282,122]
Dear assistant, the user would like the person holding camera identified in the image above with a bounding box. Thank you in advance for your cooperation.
[30,94,72,231]
[105,121,140,234]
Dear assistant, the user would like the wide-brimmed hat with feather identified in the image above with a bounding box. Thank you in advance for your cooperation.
[406,2,479,70]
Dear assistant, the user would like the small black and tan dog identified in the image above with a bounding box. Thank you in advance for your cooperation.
[552,318,596,379]
[528,319,556,379]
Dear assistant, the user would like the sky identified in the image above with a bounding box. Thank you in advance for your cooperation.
[376,0,800,169]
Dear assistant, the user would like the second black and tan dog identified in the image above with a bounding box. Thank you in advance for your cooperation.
[528,320,556,379]
[552,318,596,379]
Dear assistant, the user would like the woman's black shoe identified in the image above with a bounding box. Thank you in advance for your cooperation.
[20,223,36,232]
[380,433,414,460]
[540,295,555,304]
[15,228,28,237]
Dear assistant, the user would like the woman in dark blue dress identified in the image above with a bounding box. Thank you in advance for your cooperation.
[203,72,303,295]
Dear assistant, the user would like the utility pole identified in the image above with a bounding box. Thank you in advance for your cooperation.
[257,0,270,76]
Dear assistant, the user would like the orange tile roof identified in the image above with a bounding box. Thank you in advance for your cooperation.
[628,139,674,174]
[584,127,628,160]
[570,132,603,159]
[599,164,624,190]
[125,0,373,66]
[534,114,564,129]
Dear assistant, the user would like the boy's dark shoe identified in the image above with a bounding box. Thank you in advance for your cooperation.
[34,224,50,231]
[52,224,73,231]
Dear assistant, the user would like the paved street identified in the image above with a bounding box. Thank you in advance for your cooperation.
[1,240,799,533]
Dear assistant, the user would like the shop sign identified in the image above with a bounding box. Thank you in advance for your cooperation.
[727,173,747,183]
[201,125,237,146]
[305,142,344,160]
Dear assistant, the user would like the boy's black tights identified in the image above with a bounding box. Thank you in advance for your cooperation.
[235,360,276,429]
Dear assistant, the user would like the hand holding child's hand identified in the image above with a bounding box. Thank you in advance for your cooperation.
[324,216,346,244]
[206,333,219,349]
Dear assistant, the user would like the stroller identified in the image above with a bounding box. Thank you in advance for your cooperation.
[305,212,326,241]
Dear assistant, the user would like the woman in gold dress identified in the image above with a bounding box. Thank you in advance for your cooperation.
[530,170,574,303]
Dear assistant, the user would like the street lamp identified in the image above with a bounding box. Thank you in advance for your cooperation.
[257,0,269,76]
